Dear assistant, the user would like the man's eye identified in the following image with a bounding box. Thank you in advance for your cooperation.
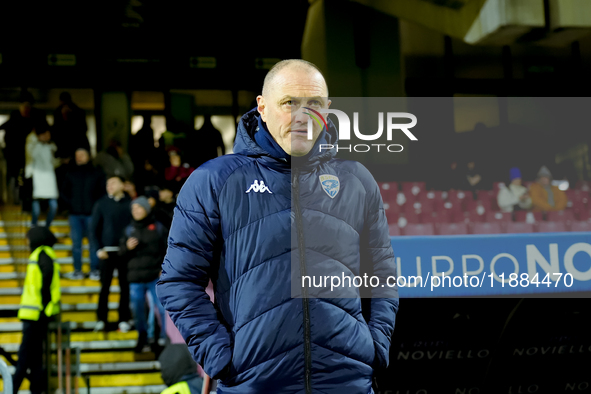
[309,100,321,106]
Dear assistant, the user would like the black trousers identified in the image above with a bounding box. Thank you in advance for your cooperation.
[13,319,47,394]
[97,252,130,323]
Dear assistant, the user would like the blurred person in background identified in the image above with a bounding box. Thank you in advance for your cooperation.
[164,147,194,194]
[184,115,225,169]
[144,186,174,229]
[119,196,168,352]
[25,122,59,227]
[12,227,60,394]
[159,344,203,394]
[0,91,46,204]
[52,91,90,162]
[530,165,568,212]
[90,176,132,332]
[94,138,134,180]
[497,167,532,212]
[61,148,105,280]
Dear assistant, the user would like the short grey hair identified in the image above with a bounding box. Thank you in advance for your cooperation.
[262,59,328,97]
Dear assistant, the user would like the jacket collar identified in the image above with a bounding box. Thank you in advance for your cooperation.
[233,107,338,171]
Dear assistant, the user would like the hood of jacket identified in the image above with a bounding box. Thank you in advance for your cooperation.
[233,107,339,169]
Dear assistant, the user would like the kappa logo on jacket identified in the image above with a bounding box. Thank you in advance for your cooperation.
[245,180,273,194]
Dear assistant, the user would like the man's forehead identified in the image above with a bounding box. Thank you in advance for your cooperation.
[271,69,328,98]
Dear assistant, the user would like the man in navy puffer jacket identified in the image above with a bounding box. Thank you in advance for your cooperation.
[157,59,398,394]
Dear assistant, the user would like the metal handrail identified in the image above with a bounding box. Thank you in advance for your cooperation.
[0,358,13,394]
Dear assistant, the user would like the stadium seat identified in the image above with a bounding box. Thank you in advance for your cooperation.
[476,190,494,206]
[514,211,543,222]
[378,182,398,202]
[575,180,590,191]
[437,222,469,235]
[420,210,452,224]
[576,209,591,221]
[466,198,491,213]
[388,223,401,236]
[536,221,568,232]
[492,181,506,193]
[465,211,486,223]
[505,222,535,234]
[448,190,472,204]
[471,222,503,235]
[401,182,426,200]
[403,223,435,236]
[546,210,575,223]
[400,210,420,224]
[485,211,512,223]
[570,221,591,232]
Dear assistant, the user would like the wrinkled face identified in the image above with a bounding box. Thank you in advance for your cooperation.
[106,177,124,196]
[257,68,330,157]
[131,203,148,221]
[75,150,89,165]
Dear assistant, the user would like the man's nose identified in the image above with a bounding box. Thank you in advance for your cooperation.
[291,109,310,126]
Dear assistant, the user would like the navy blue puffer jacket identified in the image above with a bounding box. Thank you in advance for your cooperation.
[157,108,398,394]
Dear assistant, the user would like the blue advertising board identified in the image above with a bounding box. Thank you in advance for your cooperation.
[390,232,591,297]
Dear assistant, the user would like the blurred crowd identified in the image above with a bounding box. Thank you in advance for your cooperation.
[0,90,225,354]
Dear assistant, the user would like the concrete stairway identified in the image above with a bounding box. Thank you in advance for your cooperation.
[0,205,166,394]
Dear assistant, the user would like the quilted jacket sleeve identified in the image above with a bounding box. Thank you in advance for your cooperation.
[359,169,399,370]
[156,169,232,380]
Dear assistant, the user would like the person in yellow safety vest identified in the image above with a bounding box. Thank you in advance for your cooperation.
[159,344,203,394]
[12,226,61,394]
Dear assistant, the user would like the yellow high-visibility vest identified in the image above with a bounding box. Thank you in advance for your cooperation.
[18,245,61,321]
[161,381,191,394]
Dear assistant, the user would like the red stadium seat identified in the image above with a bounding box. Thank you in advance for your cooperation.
[570,221,591,232]
[465,211,486,223]
[466,198,491,213]
[575,181,590,191]
[537,221,568,232]
[505,222,535,234]
[576,209,591,221]
[384,204,399,224]
[492,182,507,196]
[388,224,401,236]
[448,190,472,205]
[514,211,543,222]
[400,210,420,224]
[437,222,469,235]
[486,211,512,223]
[403,223,435,236]
[378,182,398,202]
[471,222,503,235]
[546,210,575,223]
[401,182,426,200]
[420,210,452,224]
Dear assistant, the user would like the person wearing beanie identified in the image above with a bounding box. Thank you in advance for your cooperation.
[120,196,168,352]
[529,165,568,212]
[497,167,532,212]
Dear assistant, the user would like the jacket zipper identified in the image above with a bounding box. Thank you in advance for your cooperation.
[292,167,312,394]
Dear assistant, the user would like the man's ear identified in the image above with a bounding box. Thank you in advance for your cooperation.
[256,95,267,122]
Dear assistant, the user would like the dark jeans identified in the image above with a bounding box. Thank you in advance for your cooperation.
[68,214,99,272]
[130,278,166,340]
[97,253,130,323]
[31,198,58,227]
[13,319,47,394]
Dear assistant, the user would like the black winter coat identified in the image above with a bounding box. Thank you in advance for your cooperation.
[61,163,105,215]
[119,216,167,283]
